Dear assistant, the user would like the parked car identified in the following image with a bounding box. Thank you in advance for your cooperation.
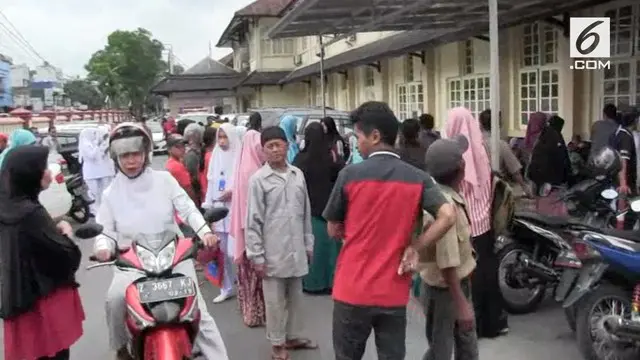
[176,112,215,126]
[147,121,167,154]
[247,106,352,142]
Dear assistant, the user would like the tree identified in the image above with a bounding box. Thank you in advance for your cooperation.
[173,64,185,75]
[63,79,104,109]
[85,28,166,116]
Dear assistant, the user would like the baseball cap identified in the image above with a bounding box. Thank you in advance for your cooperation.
[424,134,469,178]
[166,134,187,148]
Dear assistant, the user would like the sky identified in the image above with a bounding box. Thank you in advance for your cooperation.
[0,0,256,77]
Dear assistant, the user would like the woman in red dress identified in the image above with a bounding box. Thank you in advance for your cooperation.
[0,146,85,360]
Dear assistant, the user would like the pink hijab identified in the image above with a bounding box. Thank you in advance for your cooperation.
[230,129,266,261]
[524,112,548,151]
[444,107,491,190]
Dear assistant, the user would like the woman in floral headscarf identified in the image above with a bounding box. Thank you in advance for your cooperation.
[444,107,507,338]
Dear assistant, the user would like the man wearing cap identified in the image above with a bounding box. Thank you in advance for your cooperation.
[165,134,197,203]
[417,135,478,360]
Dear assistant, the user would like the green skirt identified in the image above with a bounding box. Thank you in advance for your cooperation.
[303,216,342,292]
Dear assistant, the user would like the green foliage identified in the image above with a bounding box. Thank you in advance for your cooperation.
[85,28,167,115]
[63,79,103,110]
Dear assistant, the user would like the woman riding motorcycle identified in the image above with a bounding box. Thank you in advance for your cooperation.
[92,123,228,360]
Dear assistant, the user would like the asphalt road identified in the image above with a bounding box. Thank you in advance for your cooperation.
[1,155,585,360]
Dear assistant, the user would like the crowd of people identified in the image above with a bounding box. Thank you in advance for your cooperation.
[0,99,639,360]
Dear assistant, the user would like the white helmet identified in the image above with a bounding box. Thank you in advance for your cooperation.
[108,122,153,177]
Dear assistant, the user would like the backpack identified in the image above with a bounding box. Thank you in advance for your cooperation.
[491,172,516,235]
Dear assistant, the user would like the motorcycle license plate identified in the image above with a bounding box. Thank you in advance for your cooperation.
[137,277,196,304]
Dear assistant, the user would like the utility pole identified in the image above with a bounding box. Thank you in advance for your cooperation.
[166,45,174,74]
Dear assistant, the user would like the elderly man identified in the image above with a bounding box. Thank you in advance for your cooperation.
[183,123,205,205]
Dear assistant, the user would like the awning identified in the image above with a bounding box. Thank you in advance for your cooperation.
[234,70,291,87]
[280,28,470,83]
[151,74,246,95]
[267,0,612,44]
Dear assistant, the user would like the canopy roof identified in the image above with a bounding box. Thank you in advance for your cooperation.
[267,0,612,46]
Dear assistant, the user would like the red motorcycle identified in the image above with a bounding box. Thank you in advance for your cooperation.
[75,207,228,360]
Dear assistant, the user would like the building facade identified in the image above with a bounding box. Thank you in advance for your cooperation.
[10,64,30,107]
[217,0,639,140]
[0,54,13,108]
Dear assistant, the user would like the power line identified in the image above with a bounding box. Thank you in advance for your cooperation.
[0,23,40,64]
[0,10,47,63]
[0,9,72,79]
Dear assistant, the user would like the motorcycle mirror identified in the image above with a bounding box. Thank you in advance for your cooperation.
[203,207,229,223]
[630,198,640,213]
[601,189,619,200]
[74,223,104,239]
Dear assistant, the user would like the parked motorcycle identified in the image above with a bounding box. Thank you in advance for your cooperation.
[74,207,228,360]
[558,199,640,360]
[497,181,633,315]
[65,173,94,223]
[496,211,577,314]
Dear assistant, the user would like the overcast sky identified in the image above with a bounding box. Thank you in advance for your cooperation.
[1,0,255,76]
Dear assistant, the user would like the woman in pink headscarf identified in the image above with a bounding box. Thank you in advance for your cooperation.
[444,107,508,338]
[229,112,266,327]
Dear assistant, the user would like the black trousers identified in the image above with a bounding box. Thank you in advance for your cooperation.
[333,300,406,360]
[422,278,479,360]
[471,231,507,338]
[38,349,70,360]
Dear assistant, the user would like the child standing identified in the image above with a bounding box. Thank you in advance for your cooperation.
[245,126,317,360]
[416,135,479,360]
[203,123,241,303]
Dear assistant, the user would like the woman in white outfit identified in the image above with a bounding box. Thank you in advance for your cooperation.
[78,127,115,214]
[203,123,241,303]
[92,122,228,360]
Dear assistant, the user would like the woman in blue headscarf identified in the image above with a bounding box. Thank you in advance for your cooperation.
[0,129,37,169]
[279,115,299,163]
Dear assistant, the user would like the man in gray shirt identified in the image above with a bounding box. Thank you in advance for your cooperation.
[246,126,316,360]
[590,104,618,160]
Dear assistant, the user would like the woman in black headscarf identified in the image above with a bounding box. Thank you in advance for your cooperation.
[527,115,571,215]
[397,118,427,170]
[293,123,344,294]
[321,116,350,161]
[0,146,84,360]
[247,111,262,131]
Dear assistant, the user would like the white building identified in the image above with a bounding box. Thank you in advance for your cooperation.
[214,0,640,140]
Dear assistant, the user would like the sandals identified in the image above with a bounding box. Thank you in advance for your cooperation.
[285,338,318,350]
[271,347,290,360]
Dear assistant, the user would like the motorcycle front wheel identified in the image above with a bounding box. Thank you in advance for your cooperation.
[497,243,546,314]
[576,283,639,360]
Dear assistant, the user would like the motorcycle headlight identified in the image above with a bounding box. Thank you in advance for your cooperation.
[136,242,176,273]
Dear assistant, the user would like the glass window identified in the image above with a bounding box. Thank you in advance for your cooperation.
[448,75,489,119]
[519,69,560,124]
[364,67,375,87]
[522,22,558,67]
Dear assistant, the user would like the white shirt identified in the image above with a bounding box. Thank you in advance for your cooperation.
[94,168,211,253]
